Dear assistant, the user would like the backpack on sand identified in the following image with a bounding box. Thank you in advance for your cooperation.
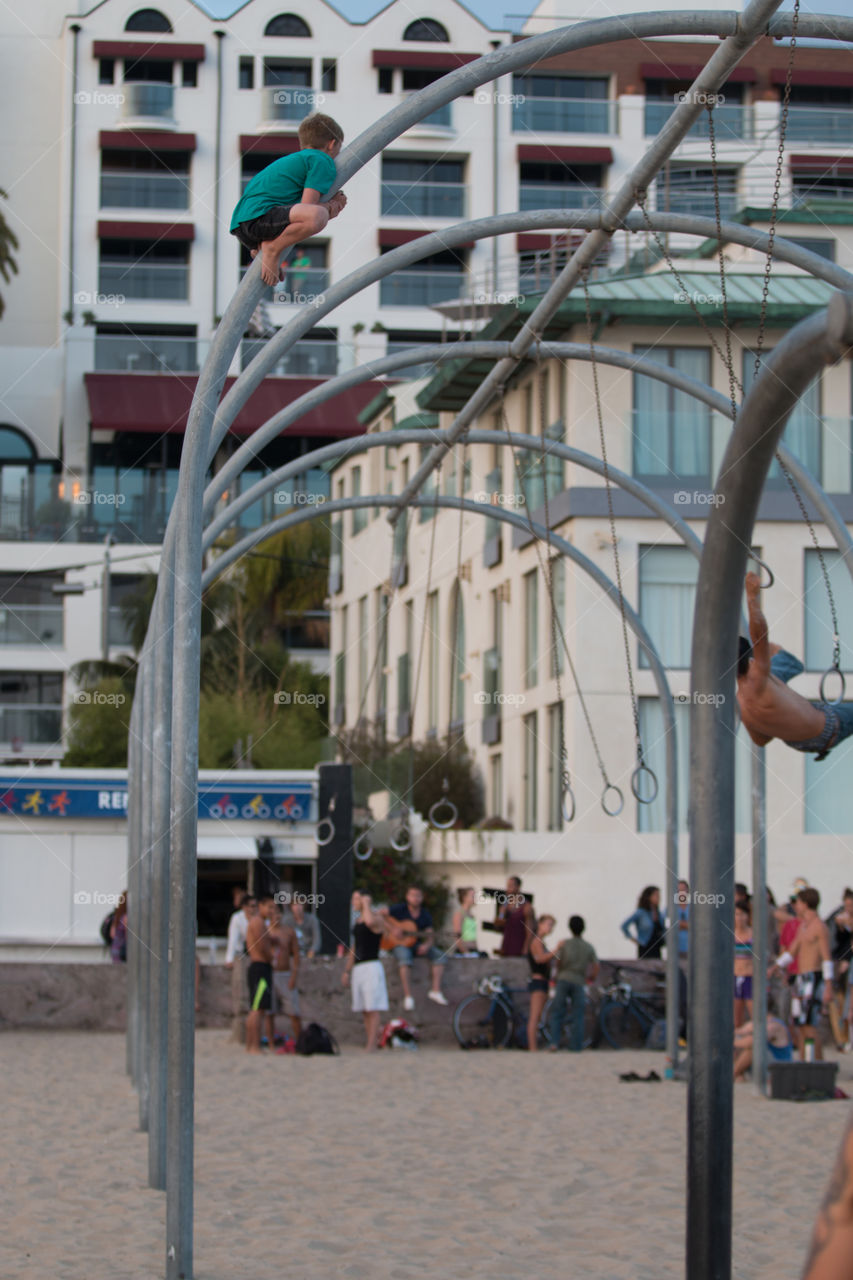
[295,1022,339,1056]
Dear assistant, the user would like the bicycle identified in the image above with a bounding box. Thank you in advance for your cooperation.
[597,967,667,1050]
[453,975,597,1050]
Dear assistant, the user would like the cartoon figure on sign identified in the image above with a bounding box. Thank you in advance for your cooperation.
[0,790,16,812]
[48,791,70,816]
[22,791,44,815]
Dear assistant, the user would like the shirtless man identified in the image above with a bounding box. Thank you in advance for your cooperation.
[773,887,834,1060]
[802,1112,853,1279]
[245,893,275,1054]
[270,901,302,1042]
[737,572,852,760]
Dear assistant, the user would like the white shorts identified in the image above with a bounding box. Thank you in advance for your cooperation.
[272,971,301,1017]
[351,959,389,1013]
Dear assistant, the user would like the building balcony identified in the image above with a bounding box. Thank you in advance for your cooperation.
[0,604,64,647]
[653,188,740,220]
[512,96,617,134]
[791,183,853,210]
[98,261,189,302]
[379,270,465,308]
[0,705,63,748]
[644,101,750,142]
[100,170,189,211]
[94,333,200,373]
[239,265,329,305]
[261,85,321,125]
[518,184,604,211]
[784,107,853,145]
[119,82,176,127]
[240,337,338,377]
[380,181,466,219]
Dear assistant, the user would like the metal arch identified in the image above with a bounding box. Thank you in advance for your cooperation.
[202,212,853,498]
[688,296,853,1277]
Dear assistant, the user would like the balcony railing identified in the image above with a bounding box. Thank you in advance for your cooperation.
[380,181,466,219]
[99,261,189,301]
[784,106,853,144]
[791,183,853,208]
[100,170,189,211]
[262,85,320,123]
[655,189,739,220]
[240,338,338,377]
[94,333,199,372]
[379,270,465,307]
[0,605,64,646]
[519,184,603,211]
[120,82,175,123]
[644,100,749,141]
[219,466,330,532]
[512,96,617,134]
[239,265,329,305]
[0,706,63,745]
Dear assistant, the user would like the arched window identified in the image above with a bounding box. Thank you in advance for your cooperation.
[403,18,449,41]
[264,13,312,37]
[0,424,36,460]
[125,9,173,32]
[450,581,466,728]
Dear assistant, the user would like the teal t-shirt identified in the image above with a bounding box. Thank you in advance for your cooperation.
[230,149,337,230]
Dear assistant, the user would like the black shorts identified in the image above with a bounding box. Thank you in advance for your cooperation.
[528,977,549,994]
[231,204,293,252]
[248,961,273,1011]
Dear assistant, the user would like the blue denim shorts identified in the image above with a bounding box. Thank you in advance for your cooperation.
[393,944,446,967]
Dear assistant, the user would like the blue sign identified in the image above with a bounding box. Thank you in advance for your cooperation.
[0,774,315,822]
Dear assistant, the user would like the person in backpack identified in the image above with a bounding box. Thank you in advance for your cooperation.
[109,892,128,963]
[342,892,390,1051]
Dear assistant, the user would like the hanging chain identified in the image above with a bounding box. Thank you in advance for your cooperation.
[581,272,645,770]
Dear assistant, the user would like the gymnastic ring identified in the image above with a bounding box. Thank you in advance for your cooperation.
[820,666,846,707]
[353,830,373,861]
[748,554,774,590]
[561,785,576,824]
[390,823,412,852]
[631,763,659,805]
[315,816,335,847]
[428,797,458,830]
[601,784,625,817]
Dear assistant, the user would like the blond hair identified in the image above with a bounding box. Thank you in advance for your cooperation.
[298,113,344,150]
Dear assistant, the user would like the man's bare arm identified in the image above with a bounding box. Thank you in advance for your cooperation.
[802,1115,853,1279]
[745,572,772,680]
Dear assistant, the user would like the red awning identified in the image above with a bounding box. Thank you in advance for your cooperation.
[372,49,480,70]
[640,61,756,83]
[99,130,196,152]
[239,134,300,156]
[93,40,206,61]
[772,69,853,87]
[790,154,853,174]
[516,233,575,250]
[97,220,194,241]
[84,373,387,437]
[378,228,475,248]
[517,144,613,165]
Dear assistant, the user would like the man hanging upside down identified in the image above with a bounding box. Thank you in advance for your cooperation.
[736,572,853,760]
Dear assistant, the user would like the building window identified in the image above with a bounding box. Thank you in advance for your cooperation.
[125,8,172,31]
[181,61,197,88]
[546,702,564,831]
[489,753,503,817]
[512,74,611,134]
[94,324,197,373]
[333,605,347,726]
[805,725,853,831]
[99,238,190,301]
[550,556,565,678]
[379,247,466,308]
[743,349,821,483]
[321,59,337,92]
[427,590,439,732]
[523,711,538,829]
[99,58,116,84]
[645,79,745,141]
[804,549,853,671]
[351,466,367,534]
[638,545,698,669]
[375,589,388,727]
[357,595,369,714]
[100,148,190,211]
[638,699,752,833]
[397,601,413,736]
[633,346,711,485]
[656,165,739,220]
[519,161,603,212]
[0,671,63,746]
[784,235,837,262]
[381,156,465,219]
[239,57,254,90]
[524,569,538,688]
[264,13,312,37]
[450,581,466,730]
[786,85,853,144]
[0,574,64,646]
[378,67,394,94]
[403,18,449,41]
[123,57,174,84]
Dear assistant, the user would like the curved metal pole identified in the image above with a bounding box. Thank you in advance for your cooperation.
[688,298,853,1280]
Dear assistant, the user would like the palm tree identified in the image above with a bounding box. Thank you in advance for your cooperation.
[0,189,19,319]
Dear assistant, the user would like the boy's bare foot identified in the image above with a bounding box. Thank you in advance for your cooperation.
[260,247,281,286]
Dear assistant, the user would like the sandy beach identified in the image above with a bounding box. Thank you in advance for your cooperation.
[2,1030,850,1280]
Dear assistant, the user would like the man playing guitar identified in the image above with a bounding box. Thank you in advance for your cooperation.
[386,886,448,1012]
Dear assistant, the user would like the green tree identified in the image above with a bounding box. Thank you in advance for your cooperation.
[0,188,19,319]
[352,843,450,933]
[63,677,133,767]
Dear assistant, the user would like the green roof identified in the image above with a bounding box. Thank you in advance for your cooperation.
[393,411,439,432]
[357,388,394,426]
[417,270,836,412]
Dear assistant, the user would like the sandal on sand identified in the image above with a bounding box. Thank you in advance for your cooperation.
[619,1070,661,1083]
[619,1071,641,1082]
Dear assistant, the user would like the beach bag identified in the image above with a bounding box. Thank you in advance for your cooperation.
[100,911,114,948]
[379,1018,419,1050]
[295,1022,339,1056]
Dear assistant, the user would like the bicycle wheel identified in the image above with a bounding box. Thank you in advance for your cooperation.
[599,998,649,1050]
[453,993,513,1049]
[540,996,596,1050]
